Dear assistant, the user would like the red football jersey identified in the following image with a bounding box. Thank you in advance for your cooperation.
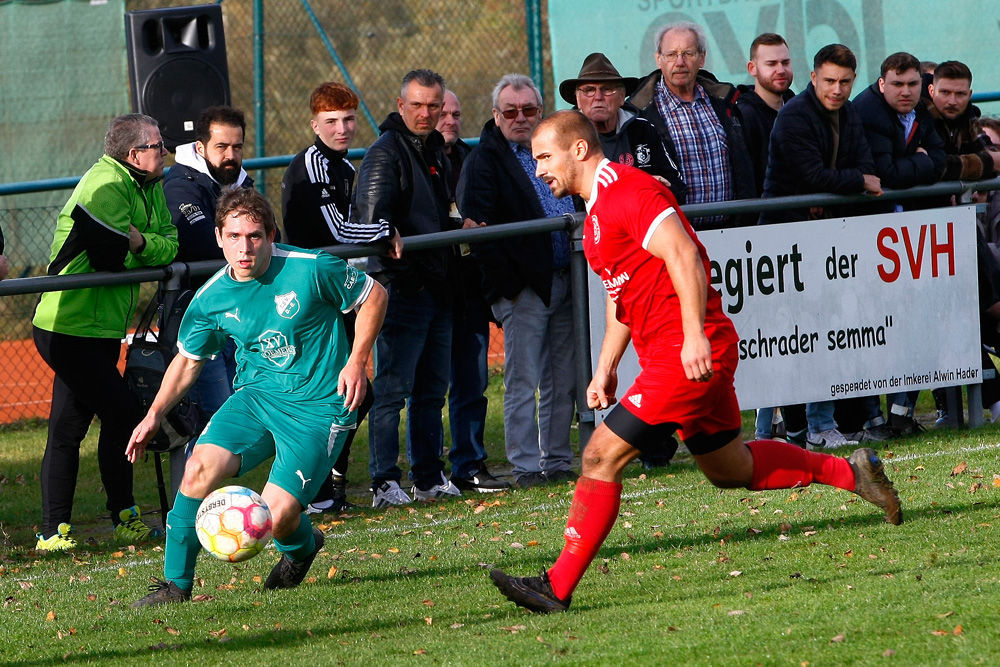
[583,159,738,361]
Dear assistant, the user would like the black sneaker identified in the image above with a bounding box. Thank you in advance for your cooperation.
[264,526,325,590]
[889,414,925,436]
[489,568,571,613]
[848,448,903,525]
[544,469,578,484]
[131,578,191,608]
[514,472,547,489]
[451,463,512,492]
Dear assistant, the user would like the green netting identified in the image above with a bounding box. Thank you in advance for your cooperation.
[0,0,129,267]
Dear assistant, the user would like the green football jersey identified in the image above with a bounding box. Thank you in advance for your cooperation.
[178,243,373,406]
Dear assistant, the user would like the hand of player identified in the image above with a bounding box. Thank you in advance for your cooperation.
[337,360,367,411]
[387,230,403,260]
[652,175,672,189]
[126,413,160,463]
[462,217,485,230]
[587,366,619,410]
[681,332,714,382]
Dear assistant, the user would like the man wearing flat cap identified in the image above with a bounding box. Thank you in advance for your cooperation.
[561,52,686,204]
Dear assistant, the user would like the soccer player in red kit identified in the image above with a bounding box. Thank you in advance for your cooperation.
[489,110,902,613]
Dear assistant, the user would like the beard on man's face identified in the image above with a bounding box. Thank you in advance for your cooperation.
[208,160,241,186]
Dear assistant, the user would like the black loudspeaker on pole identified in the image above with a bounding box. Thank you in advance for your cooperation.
[125,4,231,151]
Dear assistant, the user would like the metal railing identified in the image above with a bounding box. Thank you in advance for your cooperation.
[5,174,1000,439]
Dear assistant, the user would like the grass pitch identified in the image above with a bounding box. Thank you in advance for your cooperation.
[3,405,1000,665]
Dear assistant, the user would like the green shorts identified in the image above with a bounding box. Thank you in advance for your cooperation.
[197,388,355,507]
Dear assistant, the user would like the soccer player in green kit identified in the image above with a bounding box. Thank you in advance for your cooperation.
[127,188,387,607]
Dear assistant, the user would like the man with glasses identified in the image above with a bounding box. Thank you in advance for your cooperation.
[560,52,686,205]
[32,113,178,551]
[629,21,756,228]
[458,74,577,488]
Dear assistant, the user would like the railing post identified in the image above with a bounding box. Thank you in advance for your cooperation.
[160,262,189,505]
[567,212,595,449]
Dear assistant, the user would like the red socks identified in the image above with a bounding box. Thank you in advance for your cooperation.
[547,476,622,601]
[747,439,855,491]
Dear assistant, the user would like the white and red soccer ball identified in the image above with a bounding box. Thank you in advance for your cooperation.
[196,486,273,562]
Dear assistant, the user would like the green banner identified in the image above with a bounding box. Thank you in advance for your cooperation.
[549,0,1000,111]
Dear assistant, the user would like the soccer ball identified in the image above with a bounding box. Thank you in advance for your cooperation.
[196,486,273,562]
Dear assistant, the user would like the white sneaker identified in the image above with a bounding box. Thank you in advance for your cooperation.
[372,480,412,508]
[412,472,462,501]
[807,428,858,450]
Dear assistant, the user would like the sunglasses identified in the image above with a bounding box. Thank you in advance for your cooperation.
[134,141,165,152]
[498,105,540,120]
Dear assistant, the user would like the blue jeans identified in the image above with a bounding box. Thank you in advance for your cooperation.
[754,407,774,440]
[369,287,453,489]
[807,401,837,434]
[448,292,490,480]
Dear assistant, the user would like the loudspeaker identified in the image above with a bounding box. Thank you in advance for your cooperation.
[125,4,230,150]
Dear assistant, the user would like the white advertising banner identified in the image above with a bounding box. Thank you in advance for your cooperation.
[588,207,981,414]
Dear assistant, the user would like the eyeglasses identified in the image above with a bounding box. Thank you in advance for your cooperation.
[660,50,700,62]
[578,84,624,98]
[498,105,540,120]
[133,141,164,152]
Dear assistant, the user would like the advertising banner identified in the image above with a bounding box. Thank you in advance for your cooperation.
[588,207,980,413]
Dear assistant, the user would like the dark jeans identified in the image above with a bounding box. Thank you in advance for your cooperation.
[448,290,491,479]
[368,287,453,488]
[33,326,143,535]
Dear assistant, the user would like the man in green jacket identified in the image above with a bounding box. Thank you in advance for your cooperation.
[32,113,179,551]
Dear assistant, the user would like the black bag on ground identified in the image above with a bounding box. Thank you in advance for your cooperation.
[124,288,200,453]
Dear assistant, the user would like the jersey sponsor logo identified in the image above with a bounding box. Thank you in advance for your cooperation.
[635,144,651,166]
[602,270,630,299]
[344,266,359,290]
[619,152,635,167]
[627,393,642,408]
[275,291,300,319]
[591,215,600,243]
[258,330,297,367]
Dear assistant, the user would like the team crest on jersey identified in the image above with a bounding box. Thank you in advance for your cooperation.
[591,215,600,243]
[344,265,359,290]
[258,330,297,367]
[635,144,651,166]
[275,291,300,319]
[618,152,635,167]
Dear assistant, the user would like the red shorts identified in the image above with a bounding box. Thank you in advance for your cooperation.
[619,342,741,446]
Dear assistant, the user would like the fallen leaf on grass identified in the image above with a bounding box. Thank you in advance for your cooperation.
[621,553,631,561]
[413,648,426,655]
[951,462,967,476]
[191,595,214,602]
[969,483,984,494]
[727,610,746,615]
[422,599,434,607]
[165,627,180,636]
[424,617,432,625]
[46,610,56,621]
[449,623,464,629]
[501,625,527,634]
[510,542,524,549]
[209,628,227,637]
[937,611,955,619]
[953,625,963,635]
[830,634,845,643]
[931,630,950,636]
[729,571,742,577]
[883,649,896,657]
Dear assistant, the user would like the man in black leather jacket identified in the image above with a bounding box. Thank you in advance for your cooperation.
[351,69,461,507]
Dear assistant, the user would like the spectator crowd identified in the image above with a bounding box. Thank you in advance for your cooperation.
[23,20,1000,551]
